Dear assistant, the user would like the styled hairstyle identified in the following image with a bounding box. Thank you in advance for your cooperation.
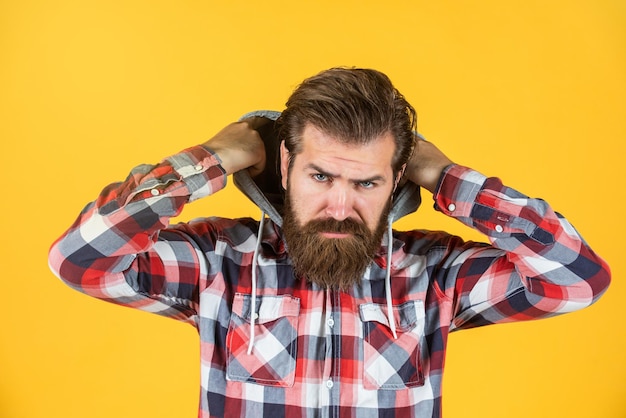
[277,67,417,173]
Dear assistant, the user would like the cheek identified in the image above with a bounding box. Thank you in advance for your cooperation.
[287,182,324,221]
[301,193,326,214]
[356,194,392,229]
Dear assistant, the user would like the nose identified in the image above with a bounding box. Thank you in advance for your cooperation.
[325,185,354,221]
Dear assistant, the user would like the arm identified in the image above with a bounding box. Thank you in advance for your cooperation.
[406,137,611,329]
[48,120,265,323]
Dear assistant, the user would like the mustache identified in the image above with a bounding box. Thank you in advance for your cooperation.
[304,218,369,236]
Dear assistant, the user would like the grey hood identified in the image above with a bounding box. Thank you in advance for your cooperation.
[233,110,422,227]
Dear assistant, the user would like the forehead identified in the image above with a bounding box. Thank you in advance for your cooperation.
[296,124,396,173]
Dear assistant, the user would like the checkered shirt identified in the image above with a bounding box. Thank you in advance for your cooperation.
[48,145,610,418]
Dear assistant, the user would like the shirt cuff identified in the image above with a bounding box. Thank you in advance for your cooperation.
[166,145,228,202]
[433,164,487,218]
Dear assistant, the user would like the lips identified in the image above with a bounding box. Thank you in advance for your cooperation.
[319,231,353,239]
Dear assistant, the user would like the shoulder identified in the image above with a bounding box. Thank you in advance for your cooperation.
[166,216,258,244]
[167,217,284,257]
[392,229,491,262]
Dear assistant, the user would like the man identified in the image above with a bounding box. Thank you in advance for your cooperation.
[49,68,610,418]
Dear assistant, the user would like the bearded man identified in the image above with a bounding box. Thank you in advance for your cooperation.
[49,67,610,418]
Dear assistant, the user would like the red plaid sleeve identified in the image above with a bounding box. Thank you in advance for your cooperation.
[432,165,611,329]
[48,146,227,324]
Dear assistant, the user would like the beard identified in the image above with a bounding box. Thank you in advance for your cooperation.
[281,192,390,290]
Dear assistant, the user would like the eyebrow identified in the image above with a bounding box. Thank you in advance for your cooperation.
[304,163,387,184]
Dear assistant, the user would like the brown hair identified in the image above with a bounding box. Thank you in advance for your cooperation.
[277,67,417,173]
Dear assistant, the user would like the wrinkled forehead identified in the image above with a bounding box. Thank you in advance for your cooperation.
[293,123,396,162]
[291,125,396,177]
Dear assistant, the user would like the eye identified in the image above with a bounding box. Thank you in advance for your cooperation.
[358,180,376,189]
[312,173,330,182]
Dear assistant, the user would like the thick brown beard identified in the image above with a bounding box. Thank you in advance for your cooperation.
[282,193,390,290]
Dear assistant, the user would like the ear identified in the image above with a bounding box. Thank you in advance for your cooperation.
[393,163,407,192]
[280,141,290,190]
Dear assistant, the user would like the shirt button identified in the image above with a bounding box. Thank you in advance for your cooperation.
[326,380,334,389]
[150,188,160,196]
[194,164,203,171]
[495,225,504,233]
[252,312,259,321]
[448,203,456,212]
[327,318,335,328]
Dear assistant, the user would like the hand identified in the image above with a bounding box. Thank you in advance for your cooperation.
[405,134,454,194]
[202,117,269,176]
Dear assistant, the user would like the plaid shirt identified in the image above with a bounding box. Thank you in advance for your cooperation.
[49,145,610,418]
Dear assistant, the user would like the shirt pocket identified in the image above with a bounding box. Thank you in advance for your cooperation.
[226,293,300,387]
[359,300,425,390]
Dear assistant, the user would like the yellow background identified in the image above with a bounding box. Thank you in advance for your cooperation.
[1,0,624,417]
